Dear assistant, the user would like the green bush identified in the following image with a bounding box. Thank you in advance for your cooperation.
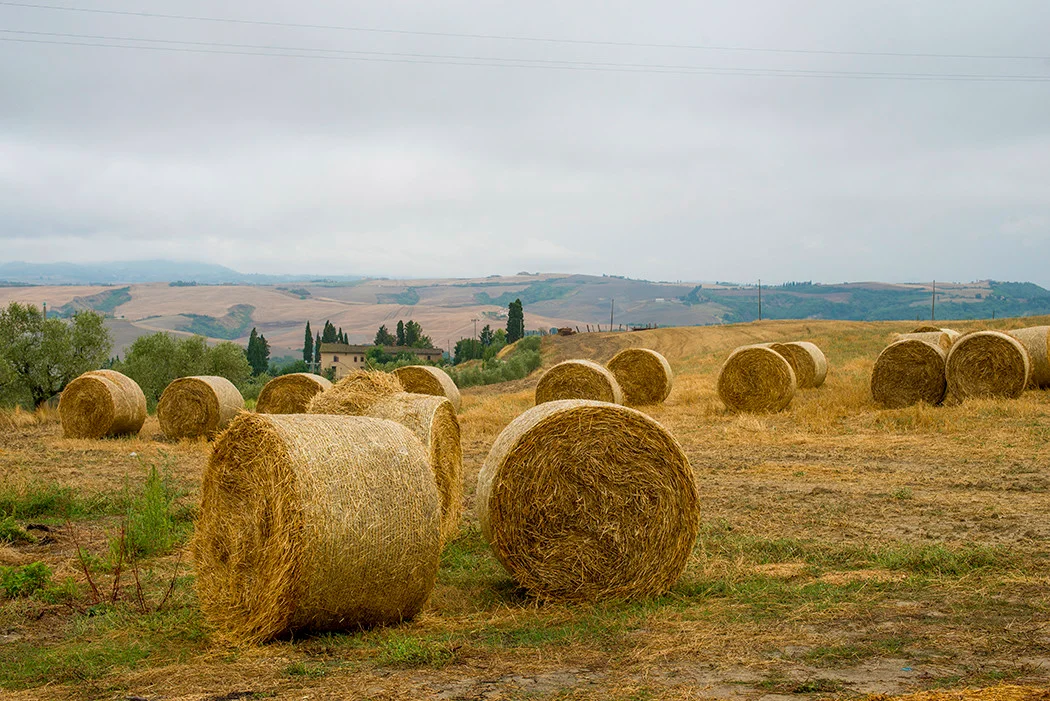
[0,515,30,544]
[448,337,542,388]
[1,562,52,598]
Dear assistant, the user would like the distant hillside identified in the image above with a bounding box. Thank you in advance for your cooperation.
[0,260,364,285]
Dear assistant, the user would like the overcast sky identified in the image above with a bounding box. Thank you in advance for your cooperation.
[1,1,1048,285]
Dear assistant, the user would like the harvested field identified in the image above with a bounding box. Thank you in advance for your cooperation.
[0,315,1048,700]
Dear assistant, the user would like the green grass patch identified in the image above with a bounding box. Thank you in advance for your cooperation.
[374,633,458,668]
[805,636,910,664]
[0,562,51,598]
[0,640,151,688]
[0,515,30,544]
[0,481,123,520]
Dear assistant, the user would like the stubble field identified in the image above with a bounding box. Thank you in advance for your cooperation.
[0,317,1048,700]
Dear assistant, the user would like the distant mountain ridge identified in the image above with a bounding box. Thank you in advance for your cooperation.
[0,260,363,285]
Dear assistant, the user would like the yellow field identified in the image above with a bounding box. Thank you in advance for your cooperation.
[0,317,1048,700]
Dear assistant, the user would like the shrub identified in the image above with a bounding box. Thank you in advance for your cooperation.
[0,562,52,598]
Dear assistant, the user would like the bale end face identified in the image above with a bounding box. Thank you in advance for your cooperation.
[158,376,243,439]
[256,373,333,414]
[717,345,796,413]
[945,331,1030,402]
[392,366,462,412]
[535,359,623,405]
[871,339,947,409]
[606,348,673,405]
[59,369,146,439]
[1008,326,1050,389]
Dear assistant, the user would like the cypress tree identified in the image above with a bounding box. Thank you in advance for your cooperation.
[507,299,524,342]
[303,321,313,363]
[314,332,321,364]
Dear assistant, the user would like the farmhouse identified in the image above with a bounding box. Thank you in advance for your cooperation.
[319,343,444,378]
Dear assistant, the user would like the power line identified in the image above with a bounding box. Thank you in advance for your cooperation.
[3,29,1049,81]
[2,1,1048,62]
[3,36,1050,82]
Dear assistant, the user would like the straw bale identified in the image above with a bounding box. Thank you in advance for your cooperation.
[717,345,796,413]
[894,331,953,352]
[193,413,440,643]
[256,373,333,414]
[477,399,699,601]
[535,359,623,405]
[606,348,673,405]
[59,369,147,439]
[392,365,462,412]
[870,339,947,409]
[306,369,402,415]
[911,326,960,343]
[945,331,1031,402]
[158,376,243,440]
[363,392,463,543]
[1008,326,1050,388]
[765,341,827,389]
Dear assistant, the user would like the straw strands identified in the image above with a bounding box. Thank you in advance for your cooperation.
[895,331,953,352]
[392,365,462,412]
[535,359,623,405]
[1009,326,1050,388]
[717,345,796,413]
[256,373,333,414]
[59,369,147,439]
[945,331,1031,402]
[477,399,699,601]
[871,339,947,409]
[306,369,402,415]
[361,392,463,543]
[912,326,961,343]
[158,376,243,439]
[766,342,827,389]
[193,413,440,644]
[606,348,673,405]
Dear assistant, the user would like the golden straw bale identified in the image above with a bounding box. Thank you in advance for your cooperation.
[59,369,147,439]
[256,373,333,414]
[894,331,953,352]
[193,413,440,644]
[306,369,402,415]
[477,399,699,601]
[1008,326,1050,388]
[871,339,947,409]
[392,365,462,412]
[912,325,960,343]
[158,376,243,439]
[535,359,623,405]
[945,331,1031,402]
[362,392,463,543]
[765,341,827,389]
[717,345,796,413]
[606,348,673,405]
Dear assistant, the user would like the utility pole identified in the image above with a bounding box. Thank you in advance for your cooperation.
[610,299,614,330]
[931,280,936,321]
[757,279,762,321]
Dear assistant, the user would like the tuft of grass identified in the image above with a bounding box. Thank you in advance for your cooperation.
[111,461,192,563]
[283,661,328,678]
[0,514,31,544]
[374,634,458,668]
[0,482,122,521]
[0,562,52,598]
[805,636,910,664]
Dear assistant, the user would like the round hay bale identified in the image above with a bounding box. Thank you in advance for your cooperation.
[911,326,960,343]
[606,348,673,406]
[535,359,623,405]
[363,392,463,544]
[306,369,402,415]
[59,369,147,439]
[871,339,947,409]
[945,331,1031,402]
[256,373,333,414]
[158,376,243,440]
[193,413,440,644]
[1008,326,1050,388]
[477,399,699,601]
[894,331,953,352]
[765,341,827,389]
[717,345,796,413]
[392,365,462,412]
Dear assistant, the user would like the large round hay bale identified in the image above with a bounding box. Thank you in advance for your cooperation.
[158,376,243,439]
[535,359,623,405]
[1008,326,1050,388]
[59,369,147,439]
[477,399,699,601]
[193,413,440,643]
[306,369,402,415]
[256,373,333,414]
[912,326,960,343]
[392,365,461,412]
[717,345,796,413]
[894,331,953,352]
[871,339,947,409]
[765,341,827,389]
[606,348,673,406]
[362,392,462,543]
[945,331,1031,402]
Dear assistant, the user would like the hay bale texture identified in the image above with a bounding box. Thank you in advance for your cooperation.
[306,369,402,415]
[360,392,463,543]
[535,359,623,405]
[193,413,440,643]
[895,331,953,352]
[256,373,333,414]
[717,345,796,413]
[606,348,673,405]
[912,326,961,343]
[392,366,462,412]
[871,339,947,409]
[945,331,1031,402]
[477,399,699,601]
[59,369,147,439]
[1009,326,1050,388]
[765,341,827,389]
[158,376,243,440]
